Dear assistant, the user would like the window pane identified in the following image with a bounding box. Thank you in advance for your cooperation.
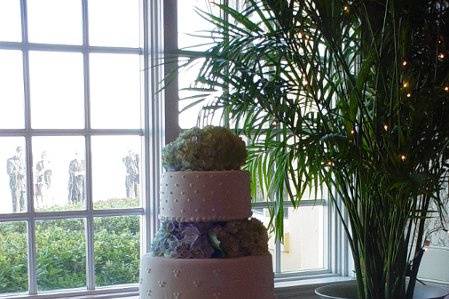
[177,1,246,129]
[177,1,223,129]
[0,221,27,295]
[94,216,140,286]
[88,0,141,47]
[0,50,24,129]
[0,0,21,42]
[177,0,218,50]
[0,138,27,214]
[178,0,221,129]
[252,208,276,271]
[178,58,222,129]
[92,136,141,209]
[178,59,202,129]
[32,136,86,211]
[90,53,142,129]
[36,219,86,291]
[29,51,85,129]
[27,0,82,44]
[177,0,205,129]
[281,206,325,272]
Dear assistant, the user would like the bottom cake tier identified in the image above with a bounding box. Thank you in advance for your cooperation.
[140,254,275,299]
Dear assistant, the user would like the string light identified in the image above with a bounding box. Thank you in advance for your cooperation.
[406,92,412,98]
[400,154,407,161]
[438,53,446,60]
[402,60,408,67]
[402,81,409,88]
[343,5,350,13]
[444,86,449,92]
[326,161,335,167]
[350,129,355,135]
[383,124,389,131]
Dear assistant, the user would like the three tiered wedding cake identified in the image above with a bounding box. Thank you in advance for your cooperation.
[139,127,275,299]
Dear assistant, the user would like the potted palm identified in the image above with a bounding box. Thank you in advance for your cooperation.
[175,0,449,298]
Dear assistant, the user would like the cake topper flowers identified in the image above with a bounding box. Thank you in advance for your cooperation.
[162,126,247,171]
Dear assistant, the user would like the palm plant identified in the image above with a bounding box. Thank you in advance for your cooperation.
[176,0,449,298]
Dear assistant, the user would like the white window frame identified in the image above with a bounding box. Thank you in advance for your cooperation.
[0,0,350,298]
[0,0,169,298]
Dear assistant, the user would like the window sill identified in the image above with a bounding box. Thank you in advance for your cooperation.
[275,275,353,298]
[1,276,354,299]
[113,275,353,299]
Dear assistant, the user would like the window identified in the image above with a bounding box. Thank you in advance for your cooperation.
[0,0,346,298]
[0,0,163,297]
[177,0,331,278]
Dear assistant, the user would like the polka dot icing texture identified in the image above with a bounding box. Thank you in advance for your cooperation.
[159,170,251,222]
[139,254,275,299]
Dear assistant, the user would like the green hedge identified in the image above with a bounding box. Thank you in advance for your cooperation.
[0,198,140,294]
[0,222,28,293]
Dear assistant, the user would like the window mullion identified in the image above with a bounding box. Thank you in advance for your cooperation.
[85,140,95,291]
[0,129,145,137]
[0,41,143,55]
[20,0,38,295]
[275,237,282,274]
[0,208,144,222]
[142,0,152,254]
[81,0,95,291]
[146,0,165,249]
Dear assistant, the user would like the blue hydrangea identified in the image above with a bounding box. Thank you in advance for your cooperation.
[150,219,269,259]
[150,221,215,258]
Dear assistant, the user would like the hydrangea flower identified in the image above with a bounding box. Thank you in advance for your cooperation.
[151,220,215,258]
[162,126,247,171]
[210,218,269,258]
[150,219,269,259]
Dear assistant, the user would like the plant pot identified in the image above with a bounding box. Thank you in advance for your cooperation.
[315,281,449,299]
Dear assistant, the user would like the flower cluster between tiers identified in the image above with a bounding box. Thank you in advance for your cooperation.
[150,218,269,258]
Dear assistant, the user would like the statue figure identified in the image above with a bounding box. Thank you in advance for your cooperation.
[123,150,140,198]
[34,151,52,209]
[6,146,26,212]
[68,153,86,205]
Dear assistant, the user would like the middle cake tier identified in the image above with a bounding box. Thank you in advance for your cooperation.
[160,170,252,222]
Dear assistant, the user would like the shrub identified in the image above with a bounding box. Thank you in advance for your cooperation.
[0,222,27,293]
[0,198,140,294]
[36,221,86,290]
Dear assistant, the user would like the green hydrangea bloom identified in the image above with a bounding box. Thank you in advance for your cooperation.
[210,218,269,258]
[162,126,247,171]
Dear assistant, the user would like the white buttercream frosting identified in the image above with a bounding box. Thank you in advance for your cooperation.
[140,254,275,299]
[159,170,252,222]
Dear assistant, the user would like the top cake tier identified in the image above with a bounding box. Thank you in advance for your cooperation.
[160,170,252,222]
